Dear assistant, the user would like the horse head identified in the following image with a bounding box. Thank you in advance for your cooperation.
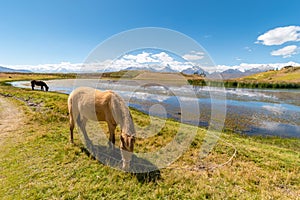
[120,133,135,170]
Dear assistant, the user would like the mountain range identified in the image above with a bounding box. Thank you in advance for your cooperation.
[208,67,272,79]
[1,62,297,80]
[0,66,31,73]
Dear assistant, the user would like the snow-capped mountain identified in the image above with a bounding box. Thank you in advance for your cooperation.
[208,67,273,79]
[3,61,299,78]
[0,66,31,73]
[181,65,207,75]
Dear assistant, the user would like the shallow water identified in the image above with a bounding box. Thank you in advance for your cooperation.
[11,79,300,138]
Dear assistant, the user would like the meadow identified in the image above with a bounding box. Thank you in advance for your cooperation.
[187,66,300,89]
[0,73,299,199]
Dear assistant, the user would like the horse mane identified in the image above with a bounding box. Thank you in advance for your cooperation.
[109,92,135,137]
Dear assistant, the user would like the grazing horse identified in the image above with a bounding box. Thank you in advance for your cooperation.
[68,87,136,169]
[31,80,49,91]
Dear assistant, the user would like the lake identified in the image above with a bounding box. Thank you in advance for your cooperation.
[11,79,300,138]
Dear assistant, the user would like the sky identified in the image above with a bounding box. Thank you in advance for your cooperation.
[0,0,300,72]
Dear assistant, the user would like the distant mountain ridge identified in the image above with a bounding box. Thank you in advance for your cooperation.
[0,66,31,73]
[237,66,300,83]
[125,65,273,79]
[207,67,272,79]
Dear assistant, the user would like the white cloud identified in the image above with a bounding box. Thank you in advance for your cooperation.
[262,105,286,114]
[256,26,300,46]
[6,62,83,73]
[123,52,157,63]
[182,51,205,61]
[4,50,300,74]
[270,45,298,58]
[152,52,174,62]
[96,51,194,72]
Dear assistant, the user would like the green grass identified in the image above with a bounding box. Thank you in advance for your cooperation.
[188,66,300,89]
[0,75,299,199]
[239,66,300,86]
[0,72,75,84]
[188,79,300,89]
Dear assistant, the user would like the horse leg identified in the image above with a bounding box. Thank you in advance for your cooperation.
[108,122,116,149]
[41,85,44,91]
[69,113,75,143]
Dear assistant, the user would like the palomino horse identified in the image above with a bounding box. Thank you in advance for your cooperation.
[68,87,136,169]
[31,80,49,91]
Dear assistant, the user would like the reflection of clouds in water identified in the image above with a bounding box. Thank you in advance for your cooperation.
[178,96,197,102]
[262,104,286,114]
[128,92,170,103]
[260,121,300,137]
[262,121,279,131]
[226,88,277,100]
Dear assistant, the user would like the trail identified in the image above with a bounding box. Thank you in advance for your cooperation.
[0,96,24,145]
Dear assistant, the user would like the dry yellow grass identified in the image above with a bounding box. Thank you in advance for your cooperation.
[239,66,300,83]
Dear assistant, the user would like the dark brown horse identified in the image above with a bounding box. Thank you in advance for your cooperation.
[31,80,49,91]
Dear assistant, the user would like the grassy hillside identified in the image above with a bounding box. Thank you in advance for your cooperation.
[188,66,300,89]
[0,74,299,199]
[0,72,75,82]
[238,66,300,84]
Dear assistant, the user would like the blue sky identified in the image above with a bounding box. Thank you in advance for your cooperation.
[0,0,300,72]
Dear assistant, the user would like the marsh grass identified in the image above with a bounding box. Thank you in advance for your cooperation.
[0,75,299,199]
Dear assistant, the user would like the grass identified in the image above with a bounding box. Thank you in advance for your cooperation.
[0,74,299,199]
[241,67,300,83]
[187,79,300,89]
[188,66,300,89]
[0,72,75,84]
[101,70,143,79]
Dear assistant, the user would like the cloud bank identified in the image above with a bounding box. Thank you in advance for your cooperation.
[271,45,298,58]
[256,25,300,46]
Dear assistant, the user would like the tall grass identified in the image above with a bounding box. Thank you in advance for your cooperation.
[187,79,300,89]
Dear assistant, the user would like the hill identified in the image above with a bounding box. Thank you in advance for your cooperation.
[236,66,300,84]
[208,67,270,79]
[0,66,31,73]
[186,66,300,89]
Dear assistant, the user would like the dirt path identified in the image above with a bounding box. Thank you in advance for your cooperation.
[0,96,24,145]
